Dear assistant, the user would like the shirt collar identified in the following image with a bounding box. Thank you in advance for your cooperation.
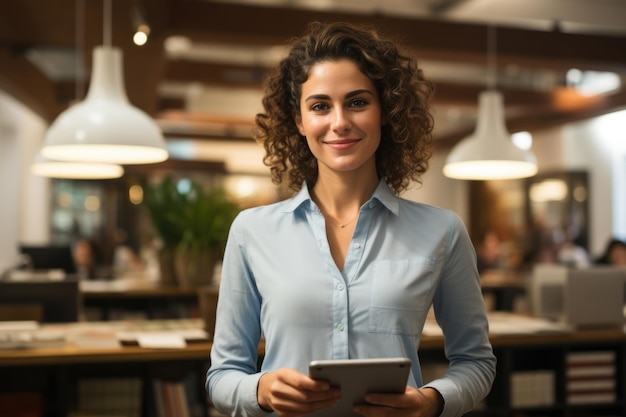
[282,179,400,216]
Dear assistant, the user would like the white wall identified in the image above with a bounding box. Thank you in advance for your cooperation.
[564,110,626,255]
[0,95,22,262]
[403,151,469,224]
[0,92,50,270]
[524,112,626,256]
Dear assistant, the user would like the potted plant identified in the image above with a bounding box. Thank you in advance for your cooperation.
[175,182,239,287]
[144,176,239,287]
[144,176,187,285]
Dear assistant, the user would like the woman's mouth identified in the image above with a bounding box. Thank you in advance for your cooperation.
[325,139,360,151]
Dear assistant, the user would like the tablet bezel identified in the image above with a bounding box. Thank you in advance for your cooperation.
[307,357,411,417]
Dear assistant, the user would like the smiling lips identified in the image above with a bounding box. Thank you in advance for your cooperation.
[325,139,361,150]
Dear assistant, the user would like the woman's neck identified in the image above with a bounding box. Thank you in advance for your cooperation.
[311,170,379,219]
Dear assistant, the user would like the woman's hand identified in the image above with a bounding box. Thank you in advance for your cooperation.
[353,386,444,417]
[257,368,341,417]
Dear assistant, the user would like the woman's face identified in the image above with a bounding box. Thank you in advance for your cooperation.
[294,59,382,176]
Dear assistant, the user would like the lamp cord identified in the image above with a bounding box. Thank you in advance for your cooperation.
[103,0,112,47]
[75,0,85,100]
[487,24,497,90]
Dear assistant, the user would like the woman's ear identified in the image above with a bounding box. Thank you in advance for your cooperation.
[381,111,389,127]
[293,110,306,136]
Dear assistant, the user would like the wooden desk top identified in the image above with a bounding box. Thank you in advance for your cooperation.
[80,279,203,298]
[3,327,625,367]
[0,342,213,367]
[480,270,529,289]
[419,327,626,350]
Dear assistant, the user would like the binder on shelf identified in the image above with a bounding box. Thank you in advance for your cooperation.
[77,377,142,417]
[510,370,555,408]
[153,379,191,417]
[565,350,617,405]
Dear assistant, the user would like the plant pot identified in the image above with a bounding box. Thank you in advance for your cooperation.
[174,247,217,288]
[157,247,178,286]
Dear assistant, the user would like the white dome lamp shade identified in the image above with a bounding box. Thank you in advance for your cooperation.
[41,45,168,165]
[443,90,538,181]
[31,154,124,180]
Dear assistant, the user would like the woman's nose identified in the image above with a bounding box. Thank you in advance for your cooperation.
[331,108,351,132]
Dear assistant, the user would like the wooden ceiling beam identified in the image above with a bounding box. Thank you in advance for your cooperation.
[0,46,62,122]
[164,60,265,89]
[169,1,626,73]
[435,88,626,149]
[123,158,227,176]
[1,0,624,144]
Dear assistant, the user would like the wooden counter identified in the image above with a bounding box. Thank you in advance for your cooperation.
[80,279,200,298]
[0,342,213,367]
[79,279,204,320]
[3,325,624,365]
[1,317,625,417]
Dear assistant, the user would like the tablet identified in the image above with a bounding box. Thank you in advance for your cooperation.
[307,357,411,417]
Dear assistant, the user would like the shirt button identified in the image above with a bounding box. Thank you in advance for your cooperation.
[337,323,345,331]
[353,243,361,249]
[337,284,345,291]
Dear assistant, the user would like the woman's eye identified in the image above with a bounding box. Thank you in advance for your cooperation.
[311,103,329,111]
[350,98,368,107]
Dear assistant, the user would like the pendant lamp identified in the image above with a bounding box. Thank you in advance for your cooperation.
[41,0,168,165]
[443,26,537,181]
[31,154,124,179]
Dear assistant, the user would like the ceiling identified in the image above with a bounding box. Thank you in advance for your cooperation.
[0,0,625,174]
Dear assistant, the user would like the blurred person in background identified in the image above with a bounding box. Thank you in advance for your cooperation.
[73,238,101,280]
[595,238,626,266]
[475,230,504,274]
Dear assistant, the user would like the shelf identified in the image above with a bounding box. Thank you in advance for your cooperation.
[1,316,624,417]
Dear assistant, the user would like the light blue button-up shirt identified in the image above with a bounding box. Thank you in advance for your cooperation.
[206,180,496,417]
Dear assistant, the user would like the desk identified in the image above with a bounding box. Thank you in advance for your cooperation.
[0,339,214,417]
[419,327,626,350]
[80,279,201,320]
[480,270,528,311]
[0,342,213,367]
[1,323,625,417]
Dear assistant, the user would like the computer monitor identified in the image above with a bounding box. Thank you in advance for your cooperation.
[18,244,77,274]
[0,278,80,322]
[565,267,625,328]
[529,264,568,322]
[530,265,625,329]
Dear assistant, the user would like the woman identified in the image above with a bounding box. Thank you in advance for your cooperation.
[595,238,626,266]
[206,22,496,417]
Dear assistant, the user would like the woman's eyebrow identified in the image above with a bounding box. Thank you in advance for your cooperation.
[303,93,330,102]
[304,89,374,102]
[345,89,374,99]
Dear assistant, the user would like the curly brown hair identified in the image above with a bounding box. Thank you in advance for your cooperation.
[254,21,434,195]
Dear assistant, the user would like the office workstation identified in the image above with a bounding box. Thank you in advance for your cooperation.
[1,1,626,417]
[1,260,625,416]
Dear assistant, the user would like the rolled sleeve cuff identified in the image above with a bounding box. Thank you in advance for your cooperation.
[422,380,463,417]
[241,373,274,417]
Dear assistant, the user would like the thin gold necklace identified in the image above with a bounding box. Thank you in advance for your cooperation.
[338,213,358,228]
[325,211,359,228]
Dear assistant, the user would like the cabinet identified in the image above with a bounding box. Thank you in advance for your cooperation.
[1,325,625,416]
[0,343,213,417]
[80,280,201,321]
[421,329,626,417]
[489,342,625,416]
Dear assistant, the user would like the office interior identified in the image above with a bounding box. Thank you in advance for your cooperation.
[1,1,626,416]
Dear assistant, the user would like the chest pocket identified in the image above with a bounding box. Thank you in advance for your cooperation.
[368,257,435,335]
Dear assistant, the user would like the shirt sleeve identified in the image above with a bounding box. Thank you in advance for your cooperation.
[205,214,269,417]
[422,211,497,417]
